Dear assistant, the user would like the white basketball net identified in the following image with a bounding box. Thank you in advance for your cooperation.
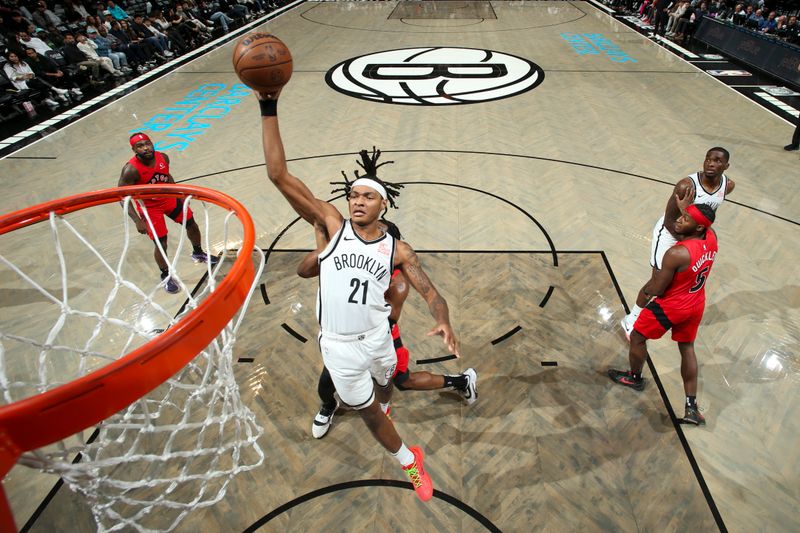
[0,195,265,532]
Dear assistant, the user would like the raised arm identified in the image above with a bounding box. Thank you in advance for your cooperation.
[257,91,342,234]
[663,177,695,234]
[297,222,329,278]
[395,240,460,356]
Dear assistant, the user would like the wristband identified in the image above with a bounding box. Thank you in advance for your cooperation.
[259,99,277,116]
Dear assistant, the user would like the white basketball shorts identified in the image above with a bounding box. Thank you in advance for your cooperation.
[318,322,397,410]
[650,215,677,270]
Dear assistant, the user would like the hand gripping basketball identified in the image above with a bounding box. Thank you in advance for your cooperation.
[232,33,293,94]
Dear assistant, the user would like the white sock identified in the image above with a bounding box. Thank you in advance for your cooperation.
[629,304,643,320]
[392,443,415,467]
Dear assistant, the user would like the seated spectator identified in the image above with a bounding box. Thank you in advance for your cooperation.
[707,0,727,19]
[5,11,33,35]
[61,32,106,85]
[23,46,83,98]
[784,16,799,45]
[759,11,778,33]
[3,50,67,109]
[730,4,746,26]
[108,20,152,72]
[197,0,235,33]
[177,1,213,35]
[143,16,185,54]
[106,0,129,21]
[673,1,706,43]
[84,14,102,34]
[218,0,250,22]
[747,9,764,30]
[31,2,62,31]
[75,32,124,76]
[118,20,165,64]
[17,30,52,55]
[239,0,265,16]
[665,0,689,36]
[93,2,107,18]
[87,27,130,73]
[63,0,90,23]
[32,26,64,48]
[168,7,211,46]
[130,14,174,57]
[102,12,115,30]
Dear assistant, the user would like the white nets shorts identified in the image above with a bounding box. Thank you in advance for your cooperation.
[650,215,678,270]
[319,322,397,410]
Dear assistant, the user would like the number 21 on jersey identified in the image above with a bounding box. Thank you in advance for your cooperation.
[348,278,369,304]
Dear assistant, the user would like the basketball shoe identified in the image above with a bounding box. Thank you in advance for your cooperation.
[403,446,433,502]
[607,369,645,391]
[161,272,180,294]
[191,251,220,265]
[311,400,338,439]
[682,405,706,426]
[460,368,478,405]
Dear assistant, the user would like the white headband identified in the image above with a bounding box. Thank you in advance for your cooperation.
[351,178,387,200]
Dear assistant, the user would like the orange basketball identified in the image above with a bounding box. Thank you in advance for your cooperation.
[232,33,293,93]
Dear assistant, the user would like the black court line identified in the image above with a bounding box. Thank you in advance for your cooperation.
[281,323,308,343]
[260,283,270,305]
[244,479,502,532]
[302,0,585,33]
[538,285,555,308]
[20,428,99,532]
[491,325,522,345]
[21,267,221,532]
[599,250,727,532]
[416,354,458,365]
[176,151,798,227]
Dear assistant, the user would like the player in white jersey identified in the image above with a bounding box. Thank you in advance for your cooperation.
[621,147,735,338]
[256,90,460,503]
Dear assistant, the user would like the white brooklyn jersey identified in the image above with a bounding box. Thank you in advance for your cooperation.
[317,220,395,335]
[689,172,728,211]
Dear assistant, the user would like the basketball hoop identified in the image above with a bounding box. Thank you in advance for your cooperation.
[0,185,265,532]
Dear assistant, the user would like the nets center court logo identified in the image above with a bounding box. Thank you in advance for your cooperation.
[325,47,544,106]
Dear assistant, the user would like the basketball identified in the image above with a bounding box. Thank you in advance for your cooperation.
[232,33,293,93]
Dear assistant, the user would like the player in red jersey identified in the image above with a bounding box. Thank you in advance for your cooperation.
[299,218,477,439]
[608,203,717,425]
[119,132,217,293]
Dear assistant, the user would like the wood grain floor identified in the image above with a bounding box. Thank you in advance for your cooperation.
[0,2,797,532]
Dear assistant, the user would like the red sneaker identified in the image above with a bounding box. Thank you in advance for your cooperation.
[403,446,433,502]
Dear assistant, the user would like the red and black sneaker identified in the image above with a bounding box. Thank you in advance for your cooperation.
[682,405,706,426]
[607,368,645,391]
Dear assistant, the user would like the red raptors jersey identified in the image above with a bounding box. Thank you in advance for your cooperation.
[128,152,171,208]
[660,229,718,308]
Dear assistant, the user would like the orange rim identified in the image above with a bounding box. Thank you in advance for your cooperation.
[0,185,257,476]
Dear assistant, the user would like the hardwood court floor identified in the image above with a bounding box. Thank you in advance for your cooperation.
[1,1,798,532]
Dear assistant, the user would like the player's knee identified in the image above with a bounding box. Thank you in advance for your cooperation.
[393,371,410,391]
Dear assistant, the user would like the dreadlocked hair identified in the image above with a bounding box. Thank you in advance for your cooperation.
[329,147,404,210]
